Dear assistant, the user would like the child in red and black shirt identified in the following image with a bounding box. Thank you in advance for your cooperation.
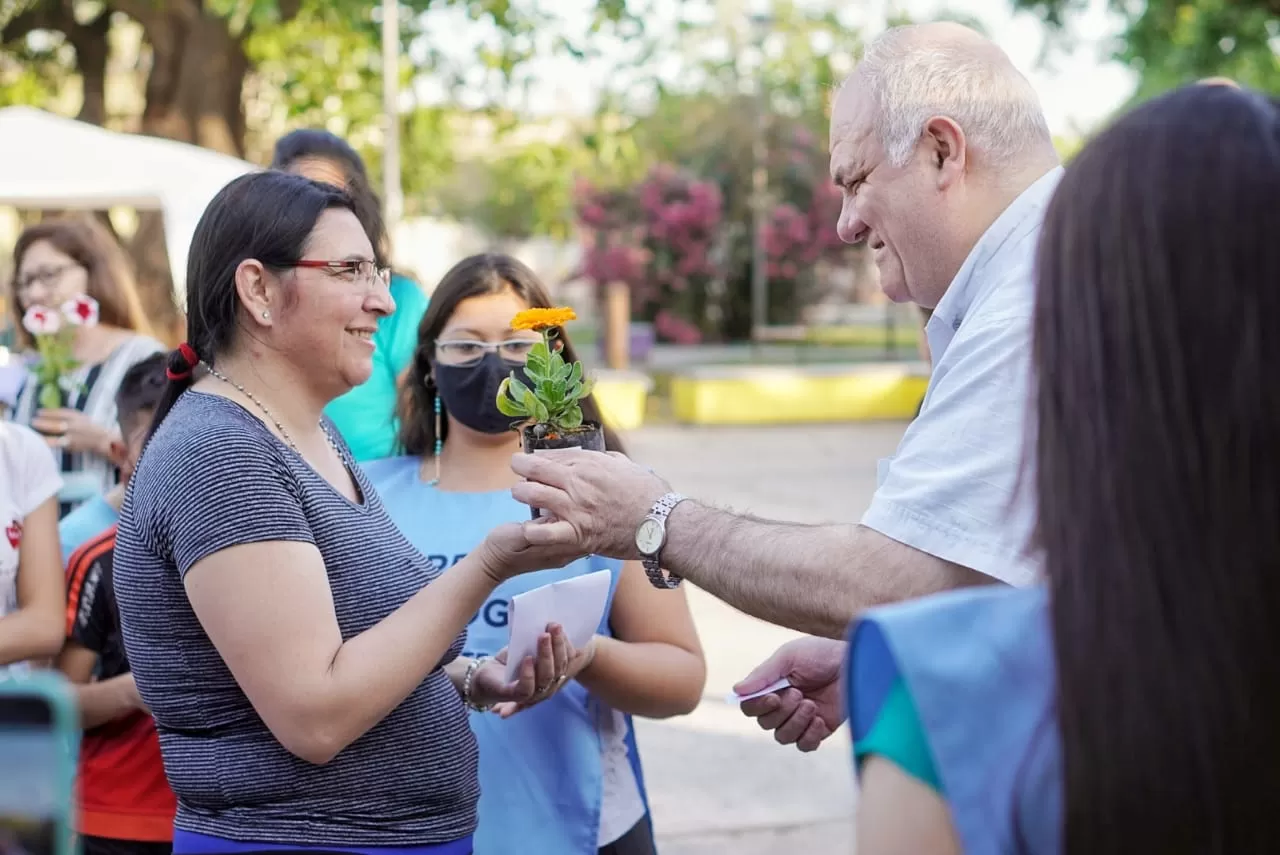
[57,354,176,855]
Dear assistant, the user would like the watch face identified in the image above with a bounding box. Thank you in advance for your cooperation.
[635,518,664,555]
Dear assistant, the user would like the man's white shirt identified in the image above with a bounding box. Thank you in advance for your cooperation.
[861,167,1064,586]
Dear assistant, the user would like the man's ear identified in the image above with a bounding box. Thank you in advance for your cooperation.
[922,115,967,189]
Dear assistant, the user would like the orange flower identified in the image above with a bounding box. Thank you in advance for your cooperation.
[511,307,578,332]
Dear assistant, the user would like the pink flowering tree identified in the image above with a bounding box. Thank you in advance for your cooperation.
[752,126,859,328]
[576,164,722,344]
[575,108,863,342]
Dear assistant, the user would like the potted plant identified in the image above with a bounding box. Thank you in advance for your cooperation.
[496,307,604,517]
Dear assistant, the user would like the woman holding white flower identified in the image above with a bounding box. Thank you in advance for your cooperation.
[8,215,164,517]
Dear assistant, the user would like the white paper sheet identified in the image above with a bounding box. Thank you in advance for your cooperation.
[504,569,613,681]
[726,677,793,705]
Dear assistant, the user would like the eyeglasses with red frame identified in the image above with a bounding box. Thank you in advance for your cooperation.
[283,259,391,287]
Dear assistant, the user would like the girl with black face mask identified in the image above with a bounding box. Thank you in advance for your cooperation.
[362,253,706,855]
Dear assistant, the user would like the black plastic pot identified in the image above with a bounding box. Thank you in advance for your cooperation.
[522,421,605,519]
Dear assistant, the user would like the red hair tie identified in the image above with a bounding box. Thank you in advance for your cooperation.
[166,342,200,381]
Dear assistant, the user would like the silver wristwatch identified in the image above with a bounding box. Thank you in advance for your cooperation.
[635,492,687,589]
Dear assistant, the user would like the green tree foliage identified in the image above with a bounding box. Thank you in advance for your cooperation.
[580,1,867,340]
[0,0,644,154]
[1013,0,1280,98]
[434,117,650,239]
[0,0,641,330]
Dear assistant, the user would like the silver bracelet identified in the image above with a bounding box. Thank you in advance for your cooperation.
[463,656,494,712]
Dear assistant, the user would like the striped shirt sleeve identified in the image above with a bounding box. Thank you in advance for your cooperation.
[136,421,316,578]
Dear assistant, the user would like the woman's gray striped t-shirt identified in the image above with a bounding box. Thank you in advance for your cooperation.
[114,391,479,846]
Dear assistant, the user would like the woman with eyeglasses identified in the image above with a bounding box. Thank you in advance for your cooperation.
[113,173,586,855]
[271,129,430,463]
[364,253,706,855]
[8,215,163,517]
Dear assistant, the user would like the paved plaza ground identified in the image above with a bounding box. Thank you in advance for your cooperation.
[618,421,910,854]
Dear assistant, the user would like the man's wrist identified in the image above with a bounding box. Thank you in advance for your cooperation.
[630,481,670,559]
[637,493,691,588]
[656,499,706,582]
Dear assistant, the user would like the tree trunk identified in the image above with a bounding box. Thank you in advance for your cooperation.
[112,0,253,345]
[132,3,249,156]
[64,9,111,125]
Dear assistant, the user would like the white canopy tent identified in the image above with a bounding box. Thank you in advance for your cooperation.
[0,106,257,301]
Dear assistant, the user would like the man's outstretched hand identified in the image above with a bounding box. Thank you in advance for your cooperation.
[510,449,671,558]
[734,636,848,753]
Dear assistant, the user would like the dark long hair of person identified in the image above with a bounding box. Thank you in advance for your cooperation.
[397,252,624,456]
[1033,84,1280,854]
[148,171,353,441]
[270,129,391,268]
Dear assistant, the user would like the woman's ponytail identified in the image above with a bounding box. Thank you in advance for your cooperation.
[146,342,200,444]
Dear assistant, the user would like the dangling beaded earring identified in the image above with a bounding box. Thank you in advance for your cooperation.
[427,390,443,487]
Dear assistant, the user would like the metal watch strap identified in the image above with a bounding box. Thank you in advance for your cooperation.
[642,492,687,589]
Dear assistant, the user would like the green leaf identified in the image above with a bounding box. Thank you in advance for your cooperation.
[507,374,535,404]
[525,342,551,379]
[559,405,583,430]
[497,376,530,414]
[540,379,566,404]
[533,398,550,424]
[524,358,548,383]
[496,379,528,418]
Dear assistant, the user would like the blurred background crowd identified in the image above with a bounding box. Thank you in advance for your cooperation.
[0,0,1272,380]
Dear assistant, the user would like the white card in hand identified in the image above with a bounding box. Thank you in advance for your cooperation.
[504,569,612,681]
[726,677,793,705]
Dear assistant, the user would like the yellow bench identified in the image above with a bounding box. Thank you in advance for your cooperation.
[670,362,929,425]
[592,371,654,431]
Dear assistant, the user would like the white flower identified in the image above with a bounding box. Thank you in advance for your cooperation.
[21,305,62,335]
[61,295,100,327]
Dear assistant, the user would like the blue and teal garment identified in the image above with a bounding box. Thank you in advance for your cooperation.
[846,585,1063,855]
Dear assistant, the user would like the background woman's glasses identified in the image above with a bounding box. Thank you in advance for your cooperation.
[15,263,81,296]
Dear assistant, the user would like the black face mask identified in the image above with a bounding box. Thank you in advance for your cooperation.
[433,352,528,436]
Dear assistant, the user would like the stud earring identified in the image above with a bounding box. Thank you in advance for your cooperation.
[261,310,270,319]
[428,393,443,487]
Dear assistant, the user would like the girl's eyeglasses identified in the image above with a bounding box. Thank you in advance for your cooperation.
[435,339,540,366]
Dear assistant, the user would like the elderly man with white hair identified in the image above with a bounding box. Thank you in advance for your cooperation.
[510,21,1062,745]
